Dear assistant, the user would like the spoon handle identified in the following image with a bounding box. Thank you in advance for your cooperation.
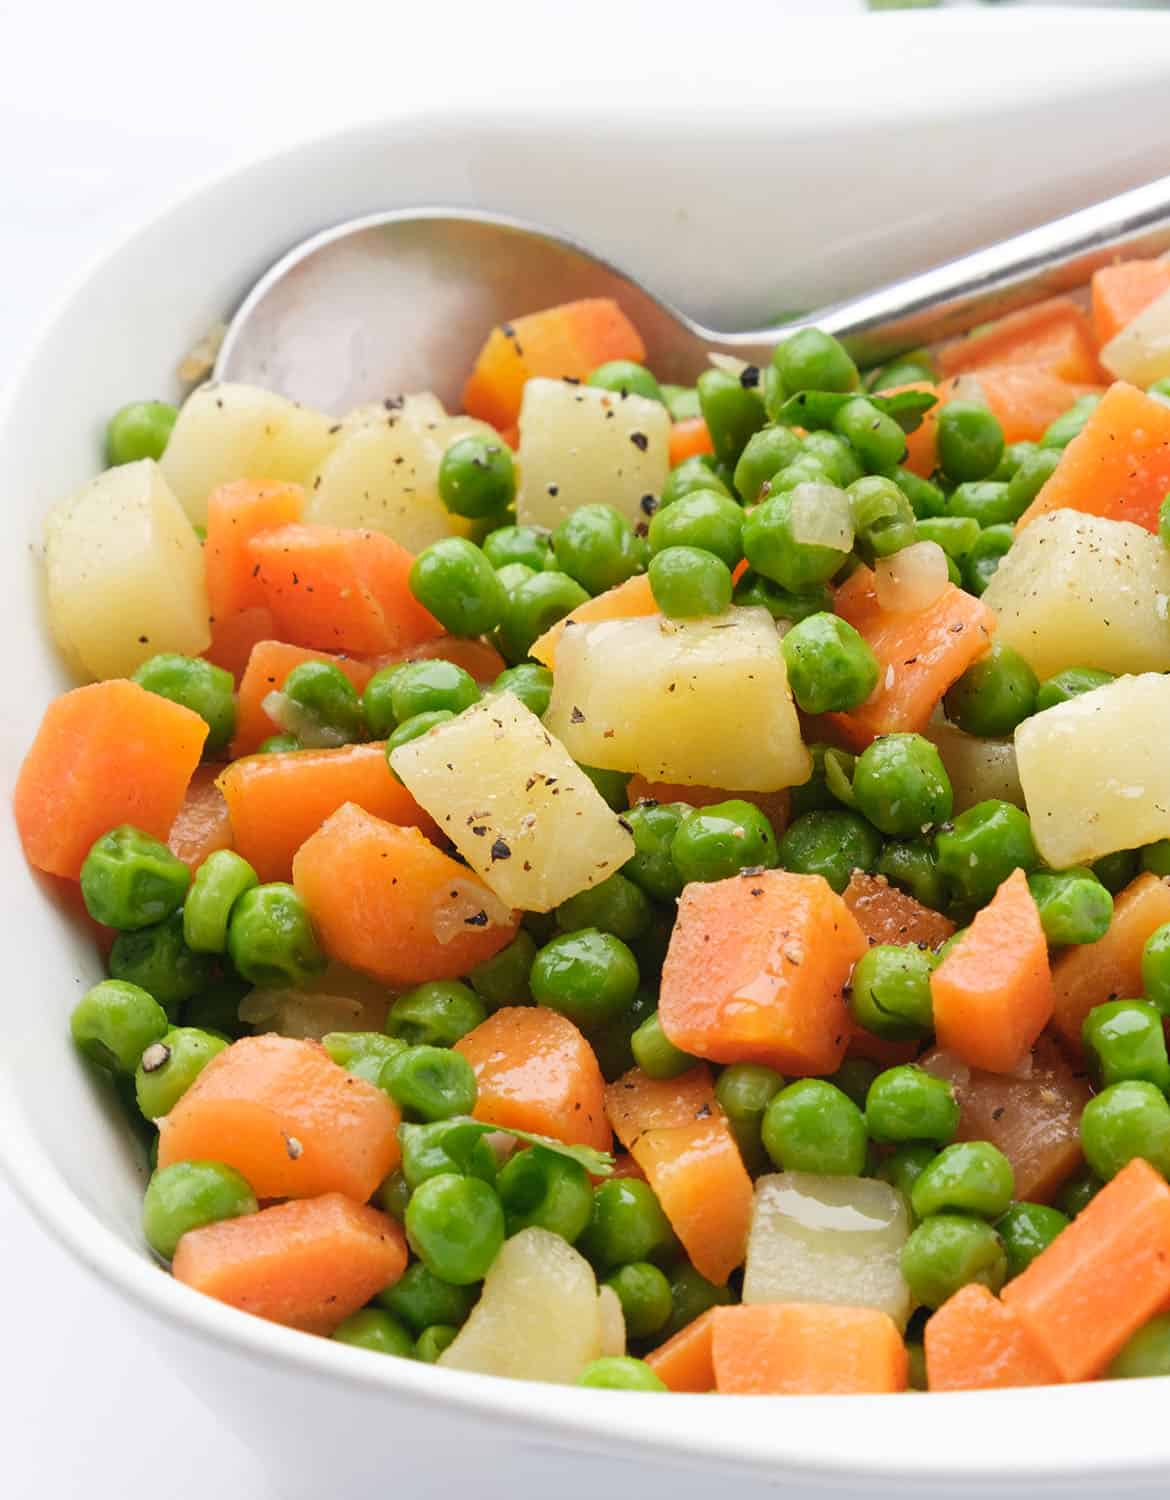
[714,173,1170,368]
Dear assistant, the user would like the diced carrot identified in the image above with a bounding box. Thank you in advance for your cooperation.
[217,743,436,883]
[843,870,955,951]
[172,1193,406,1336]
[204,606,277,683]
[292,803,518,986]
[157,1035,400,1200]
[645,1308,718,1393]
[921,1035,1090,1203]
[168,765,233,872]
[455,1006,610,1152]
[204,480,304,623]
[1091,260,1170,348]
[626,775,791,837]
[1002,1157,1170,1381]
[930,869,1052,1074]
[232,641,374,758]
[14,680,207,880]
[711,1304,908,1395]
[1051,873,1170,1054]
[462,298,647,430]
[529,574,658,669]
[366,634,506,685]
[498,423,520,450]
[828,568,996,750]
[886,381,940,476]
[248,523,441,656]
[659,870,865,1076]
[939,297,1102,384]
[668,417,714,467]
[1018,381,1170,534]
[605,1064,751,1284]
[925,1284,1061,1391]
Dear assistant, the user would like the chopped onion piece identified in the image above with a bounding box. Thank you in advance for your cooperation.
[708,352,750,378]
[240,988,365,1040]
[950,373,988,407]
[875,541,948,614]
[788,483,853,552]
[260,690,348,749]
[922,1049,970,1091]
[431,878,514,945]
[598,1285,626,1358]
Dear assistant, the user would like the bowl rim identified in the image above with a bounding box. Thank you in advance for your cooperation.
[7,46,1170,1485]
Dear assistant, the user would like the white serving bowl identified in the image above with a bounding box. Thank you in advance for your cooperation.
[5,12,1170,1496]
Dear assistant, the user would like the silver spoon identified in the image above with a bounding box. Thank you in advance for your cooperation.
[216,177,1170,416]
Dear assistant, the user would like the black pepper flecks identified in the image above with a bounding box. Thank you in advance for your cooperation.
[630,431,649,452]
[490,837,512,862]
[740,365,760,389]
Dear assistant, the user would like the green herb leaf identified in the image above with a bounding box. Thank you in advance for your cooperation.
[776,388,937,435]
[443,1117,614,1177]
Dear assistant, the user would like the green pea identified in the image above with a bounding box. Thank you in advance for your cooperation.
[577,1356,667,1391]
[900,1214,1006,1309]
[554,873,650,944]
[106,400,178,466]
[852,734,952,837]
[660,455,733,509]
[648,546,732,619]
[847,475,917,562]
[661,385,701,422]
[494,562,538,596]
[1040,393,1101,450]
[895,468,946,521]
[1142,922,1170,1017]
[383,1045,478,1122]
[936,401,1005,483]
[133,653,236,753]
[630,1011,694,1081]
[322,1031,406,1087]
[399,1119,498,1191]
[671,800,778,885]
[1005,445,1061,512]
[876,839,947,912]
[281,660,365,743]
[530,928,640,1031]
[996,1202,1069,1280]
[848,944,936,1041]
[781,612,879,715]
[1107,1314,1170,1379]
[379,1170,411,1221]
[962,523,1015,597]
[1141,840,1170,878]
[482,524,553,572]
[802,430,865,489]
[833,397,908,475]
[943,644,1038,739]
[866,1065,959,1145]
[385,981,486,1049]
[377,1259,478,1331]
[181,977,249,1040]
[732,570,832,624]
[697,367,767,466]
[876,1142,938,1202]
[80,825,191,931]
[390,660,480,723]
[109,911,213,1012]
[600,1261,672,1341]
[743,491,851,593]
[135,1027,226,1119]
[1027,868,1113,947]
[779,809,882,894]
[915,515,980,560]
[496,1144,593,1242]
[910,1141,1014,1221]
[713,1064,784,1174]
[732,425,804,504]
[1081,1080,1170,1180]
[572,764,628,813]
[257,733,301,753]
[935,800,1038,907]
[1034,667,1115,714]
[787,744,839,819]
[945,481,1017,528]
[585,359,663,403]
[578,1178,676,1273]
[1055,1168,1103,1218]
[386,710,455,765]
[553,504,643,596]
[659,1261,734,1343]
[332,1308,416,1358]
[1084,1000,1170,1094]
[819,1059,875,1114]
[497,570,589,664]
[763,1079,867,1176]
[992,440,1038,482]
[590,986,658,1084]
[226,882,325,987]
[438,435,516,519]
[411,537,507,638]
[621,800,690,902]
[466,929,537,1010]
[867,351,934,392]
[766,454,834,496]
[493,663,553,718]
[1093,848,1140,895]
[405,1172,504,1284]
[71,979,169,1074]
[773,329,860,397]
[415,1324,459,1362]
[647,490,744,570]
[142,1160,256,1259]
[182,849,259,954]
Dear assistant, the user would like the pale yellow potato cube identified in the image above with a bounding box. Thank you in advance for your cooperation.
[516,377,669,530]
[389,691,634,912]
[1101,286,1170,386]
[44,460,209,681]
[982,510,1170,679]
[1015,673,1170,868]
[439,1228,601,1383]
[927,719,1024,813]
[544,607,811,792]
[598,1285,626,1358]
[743,1172,912,1330]
[159,381,335,524]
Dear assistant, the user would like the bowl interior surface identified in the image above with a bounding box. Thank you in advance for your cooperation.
[5,11,1170,1487]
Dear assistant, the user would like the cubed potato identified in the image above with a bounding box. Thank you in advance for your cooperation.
[160,382,336,524]
[598,1285,626,1358]
[516,377,669,530]
[982,510,1170,678]
[544,607,811,792]
[1015,672,1170,868]
[44,459,210,680]
[389,691,634,912]
[439,1227,601,1382]
[1101,285,1170,385]
[743,1172,912,1330]
[927,719,1024,812]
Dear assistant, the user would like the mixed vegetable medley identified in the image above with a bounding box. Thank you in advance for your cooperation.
[20,259,1170,1397]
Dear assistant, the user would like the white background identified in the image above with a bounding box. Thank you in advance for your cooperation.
[0,2,1148,1496]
